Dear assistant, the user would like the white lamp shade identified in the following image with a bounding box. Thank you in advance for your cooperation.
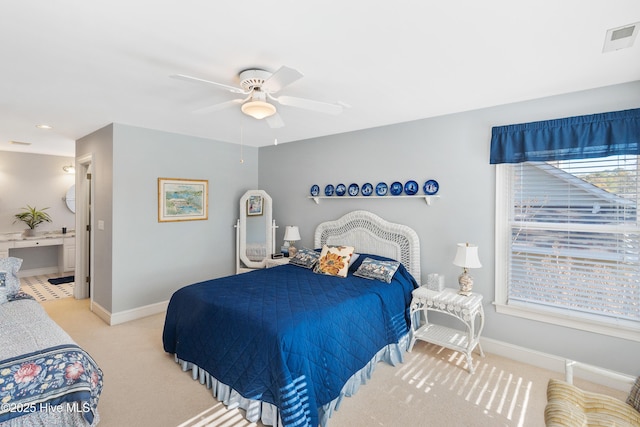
[284,226,301,242]
[241,100,276,119]
[453,243,482,269]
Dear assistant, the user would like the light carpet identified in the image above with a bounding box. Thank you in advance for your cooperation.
[41,298,627,427]
[20,274,74,302]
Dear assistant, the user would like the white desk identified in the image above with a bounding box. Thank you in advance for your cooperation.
[0,233,75,276]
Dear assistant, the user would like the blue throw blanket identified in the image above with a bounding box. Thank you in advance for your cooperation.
[0,344,103,424]
[163,258,417,427]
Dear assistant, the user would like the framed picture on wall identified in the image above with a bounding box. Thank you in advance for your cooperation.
[158,178,208,222]
[247,195,263,216]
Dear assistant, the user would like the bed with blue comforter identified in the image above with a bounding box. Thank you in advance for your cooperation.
[163,210,421,427]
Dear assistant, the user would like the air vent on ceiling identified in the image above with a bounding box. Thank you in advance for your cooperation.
[603,22,639,52]
[9,140,32,146]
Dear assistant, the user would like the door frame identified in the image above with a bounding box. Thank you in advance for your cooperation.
[74,153,94,306]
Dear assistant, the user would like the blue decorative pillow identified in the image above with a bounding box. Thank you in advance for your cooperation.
[353,257,400,283]
[289,248,320,269]
[348,253,396,272]
[0,257,23,297]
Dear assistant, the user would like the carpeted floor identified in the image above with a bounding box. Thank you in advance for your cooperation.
[20,274,74,302]
[41,298,627,427]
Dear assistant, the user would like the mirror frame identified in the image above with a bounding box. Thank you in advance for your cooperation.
[238,190,273,269]
[65,185,76,213]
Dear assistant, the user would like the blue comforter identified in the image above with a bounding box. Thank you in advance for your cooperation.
[162,257,417,427]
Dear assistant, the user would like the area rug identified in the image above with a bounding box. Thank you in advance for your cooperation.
[20,275,74,302]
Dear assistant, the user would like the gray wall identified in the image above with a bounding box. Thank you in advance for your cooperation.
[0,151,75,270]
[0,151,75,234]
[258,81,640,375]
[76,125,115,311]
[77,123,258,313]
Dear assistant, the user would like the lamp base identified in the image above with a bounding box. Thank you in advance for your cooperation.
[288,245,297,258]
[458,272,474,296]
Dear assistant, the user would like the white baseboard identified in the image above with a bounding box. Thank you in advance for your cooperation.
[18,267,60,278]
[481,337,635,392]
[89,299,169,326]
[90,301,111,325]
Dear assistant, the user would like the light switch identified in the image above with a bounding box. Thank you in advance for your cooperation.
[98,220,105,230]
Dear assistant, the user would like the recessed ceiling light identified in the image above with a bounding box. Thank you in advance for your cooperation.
[603,22,639,52]
[9,140,32,146]
[36,124,53,129]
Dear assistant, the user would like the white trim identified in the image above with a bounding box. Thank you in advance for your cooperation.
[75,153,94,300]
[494,164,510,306]
[91,300,169,326]
[480,336,635,392]
[494,302,640,342]
[90,300,111,325]
[17,267,60,278]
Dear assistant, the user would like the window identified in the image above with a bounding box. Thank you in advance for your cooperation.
[491,108,640,339]
[495,156,640,340]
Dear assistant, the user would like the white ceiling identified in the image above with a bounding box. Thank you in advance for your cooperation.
[1,1,639,157]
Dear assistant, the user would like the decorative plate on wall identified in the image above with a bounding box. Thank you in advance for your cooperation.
[310,184,320,197]
[423,179,439,195]
[390,181,403,195]
[348,183,359,196]
[361,183,373,196]
[335,183,347,196]
[404,180,419,195]
[324,184,335,196]
[375,182,388,196]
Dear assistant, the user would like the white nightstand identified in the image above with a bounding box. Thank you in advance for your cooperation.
[408,287,485,373]
[265,257,290,268]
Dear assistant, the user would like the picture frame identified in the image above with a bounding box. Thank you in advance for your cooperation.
[247,195,263,216]
[158,178,208,222]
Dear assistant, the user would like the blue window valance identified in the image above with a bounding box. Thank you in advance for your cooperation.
[489,108,640,164]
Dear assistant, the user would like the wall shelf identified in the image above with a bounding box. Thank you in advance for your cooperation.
[307,195,440,205]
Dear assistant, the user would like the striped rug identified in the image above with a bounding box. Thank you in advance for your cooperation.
[20,274,74,302]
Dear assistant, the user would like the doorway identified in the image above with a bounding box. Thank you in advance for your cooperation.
[74,154,94,308]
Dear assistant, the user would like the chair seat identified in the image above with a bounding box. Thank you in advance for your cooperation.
[545,379,640,427]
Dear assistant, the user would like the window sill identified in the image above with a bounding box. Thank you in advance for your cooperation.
[494,302,640,343]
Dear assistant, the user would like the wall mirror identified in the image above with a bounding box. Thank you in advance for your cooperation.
[236,190,275,273]
[65,185,76,213]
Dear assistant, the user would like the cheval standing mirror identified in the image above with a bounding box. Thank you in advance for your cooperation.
[236,190,276,274]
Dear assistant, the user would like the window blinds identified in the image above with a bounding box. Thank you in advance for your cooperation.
[507,156,640,324]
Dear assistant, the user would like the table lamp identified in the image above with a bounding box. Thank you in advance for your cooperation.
[283,226,301,257]
[453,243,482,295]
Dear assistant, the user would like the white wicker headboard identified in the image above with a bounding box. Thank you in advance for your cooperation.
[314,210,421,282]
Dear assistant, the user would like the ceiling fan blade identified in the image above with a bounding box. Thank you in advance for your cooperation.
[192,98,245,115]
[170,74,247,94]
[261,66,303,93]
[273,95,343,115]
[266,113,285,129]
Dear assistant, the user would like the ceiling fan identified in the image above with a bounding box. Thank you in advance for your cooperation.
[171,66,343,128]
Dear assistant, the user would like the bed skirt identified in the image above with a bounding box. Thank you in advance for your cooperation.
[174,333,410,427]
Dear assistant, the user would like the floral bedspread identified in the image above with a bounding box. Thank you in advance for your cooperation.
[0,344,103,424]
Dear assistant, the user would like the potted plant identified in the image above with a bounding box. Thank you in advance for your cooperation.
[14,205,52,237]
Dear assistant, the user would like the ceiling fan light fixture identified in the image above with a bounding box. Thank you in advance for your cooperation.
[241,100,276,119]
